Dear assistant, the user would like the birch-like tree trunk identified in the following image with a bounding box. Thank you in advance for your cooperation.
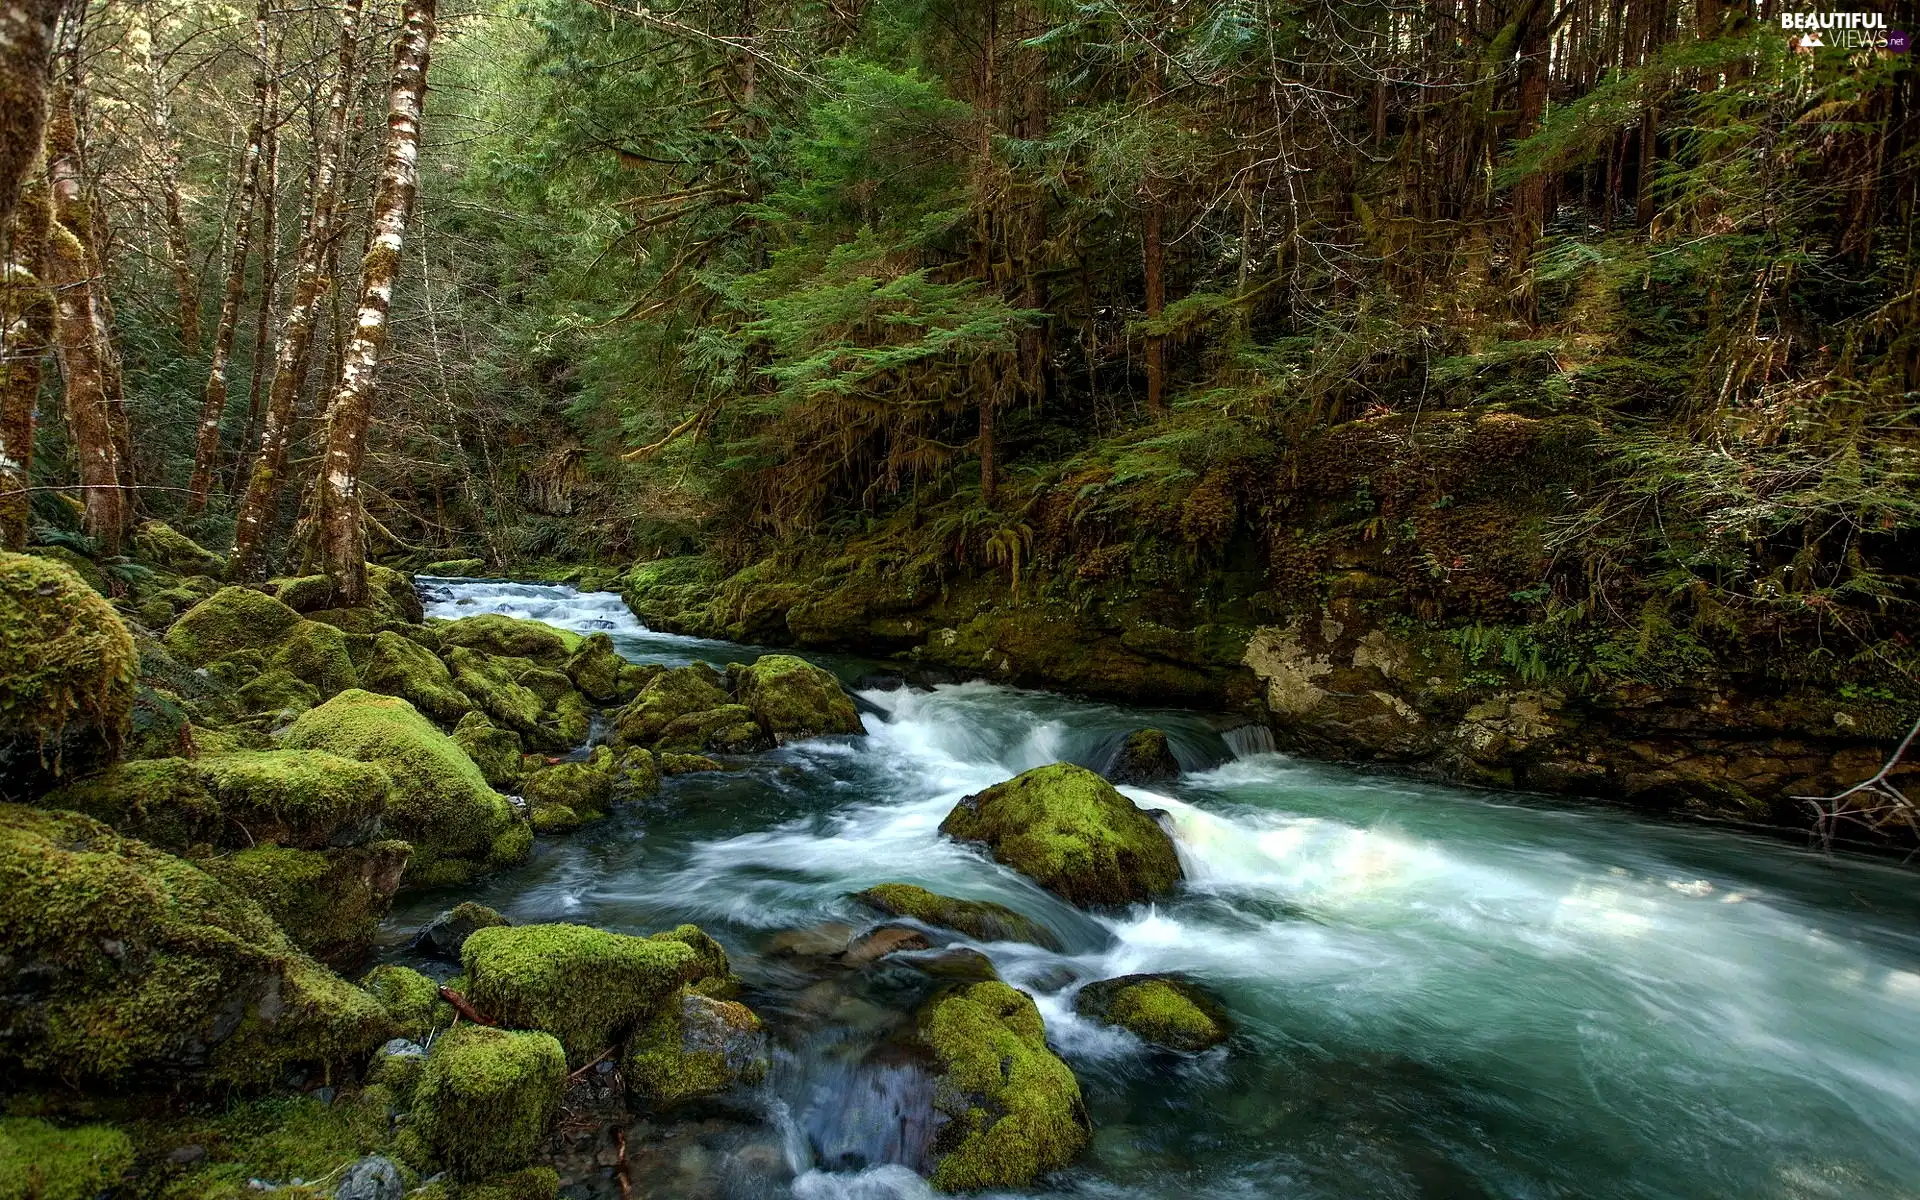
[228,0,365,581]
[1,177,52,550]
[184,0,274,513]
[307,0,434,604]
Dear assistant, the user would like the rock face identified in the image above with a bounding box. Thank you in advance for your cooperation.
[1106,729,1179,784]
[939,763,1183,907]
[460,923,700,1060]
[0,804,392,1087]
[1072,974,1231,1051]
[0,553,137,798]
[854,883,1061,950]
[285,690,530,888]
[730,654,865,744]
[917,981,1088,1192]
[410,1025,567,1180]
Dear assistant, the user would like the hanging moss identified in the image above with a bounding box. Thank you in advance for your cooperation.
[363,632,472,723]
[919,981,1089,1192]
[854,883,1061,950]
[939,763,1183,907]
[731,654,865,744]
[410,1026,566,1180]
[0,1117,134,1200]
[434,614,579,667]
[461,923,698,1061]
[0,804,392,1086]
[284,691,527,887]
[1071,974,1232,1051]
[0,553,137,796]
[625,988,767,1107]
[201,840,411,968]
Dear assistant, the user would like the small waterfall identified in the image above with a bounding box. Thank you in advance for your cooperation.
[1221,721,1278,758]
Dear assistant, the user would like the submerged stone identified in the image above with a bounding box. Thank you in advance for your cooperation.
[1072,974,1231,1051]
[411,1025,566,1180]
[939,763,1183,907]
[0,553,137,797]
[854,883,1062,950]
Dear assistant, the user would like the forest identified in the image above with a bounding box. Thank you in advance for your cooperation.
[2,0,1918,1197]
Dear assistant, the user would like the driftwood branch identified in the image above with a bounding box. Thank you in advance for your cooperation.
[1795,716,1920,854]
[438,985,494,1026]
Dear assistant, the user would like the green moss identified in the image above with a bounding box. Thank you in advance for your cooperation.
[163,587,304,668]
[232,669,320,719]
[653,704,768,755]
[285,691,527,886]
[275,622,359,699]
[363,632,472,723]
[457,1167,559,1200]
[919,981,1088,1191]
[411,1026,566,1180]
[435,614,580,667]
[522,755,613,823]
[648,924,733,990]
[854,884,1061,950]
[625,989,767,1106]
[201,840,411,968]
[361,964,448,1041]
[461,923,697,1061]
[141,1092,393,1200]
[447,649,545,738]
[1072,974,1231,1051]
[132,520,225,577]
[0,804,392,1086]
[608,665,728,750]
[610,748,660,801]
[0,553,137,794]
[548,690,592,750]
[269,575,337,614]
[364,565,425,625]
[451,712,525,791]
[528,803,581,835]
[731,654,865,745]
[1108,728,1179,784]
[421,559,487,577]
[0,1117,134,1200]
[939,763,1183,907]
[659,753,725,775]
[25,546,107,594]
[563,633,625,703]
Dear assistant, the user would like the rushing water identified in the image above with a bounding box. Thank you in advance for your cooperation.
[403,578,1920,1200]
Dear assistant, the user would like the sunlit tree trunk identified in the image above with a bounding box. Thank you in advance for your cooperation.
[307,0,434,604]
[1,177,52,550]
[229,0,364,580]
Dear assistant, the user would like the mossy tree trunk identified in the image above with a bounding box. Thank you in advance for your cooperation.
[185,0,274,515]
[1,177,53,550]
[229,0,363,581]
[0,0,62,249]
[306,0,434,605]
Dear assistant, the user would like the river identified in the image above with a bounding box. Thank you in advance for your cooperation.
[395,577,1920,1200]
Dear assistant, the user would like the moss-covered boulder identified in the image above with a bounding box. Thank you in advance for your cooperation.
[660,753,725,775]
[649,923,738,996]
[626,989,768,1106]
[269,574,337,614]
[363,632,471,722]
[49,749,391,851]
[610,747,660,801]
[523,753,615,833]
[731,654,865,745]
[918,981,1088,1191]
[163,586,305,667]
[25,546,106,594]
[232,668,322,720]
[446,649,545,739]
[1107,729,1180,785]
[411,1025,566,1180]
[280,621,361,699]
[365,564,426,625]
[0,1117,135,1200]
[608,665,729,749]
[415,901,511,962]
[421,558,487,577]
[451,712,525,792]
[653,704,770,755]
[939,763,1183,907]
[285,691,529,888]
[436,614,578,668]
[1071,974,1231,1052]
[0,804,392,1086]
[202,840,412,967]
[361,964,450,1043]
[563,633,627,704]
[461,923,699,1061]
[0,553,137,798]
[132,520,226,577]
[854,884,1061,950]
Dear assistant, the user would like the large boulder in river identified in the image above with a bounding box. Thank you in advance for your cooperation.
[461,923,704,1061]
[285,690,530,888]
[0,553,137,797]
[0,803,393,1086]
[730,654,865,744]
[939,763,1183,907]
[163,586,304,666]
[436,613,578,668]
[1106,728,1180,785]
[1072,974,1232,1052]
[854,883,1061,950]
[608,664,730,749]
[917,981,1088,1191]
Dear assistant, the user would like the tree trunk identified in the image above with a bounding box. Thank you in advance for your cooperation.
[233,53,281,495]
[46,82,127,553]
[1,176,53,550]
[1143,183,1166,416]
[306,0,434,604]
[229,0,364,581]
[185,0,273,514]
[0,0,62,254]
[145,16,200,351]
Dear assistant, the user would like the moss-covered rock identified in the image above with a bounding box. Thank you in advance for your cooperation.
[436,614,579,667]
[0,553,137,798]
[269,574,338,614]
[421,558,487,578]
[0,1117,135,1200]
[458,1167,560,1200]
[365,564,426,626]
[416,901,511,962]
[446,648,545,740]
[132,520,226,577]
[625,989,767,1107]
[25,546,106,594]
[411,1025,566,1180]
[1106,728,1180,784]
[362,632,471,723]
[232,668,322,719]
[648,923,737,995]
[0,804,392,1086]
[202,840,411,967]
[659,753,725,775]
[547,689,592,750]
[563,633,626,703]
[285,691,528,888]
[276,620,360,699]
[163,586,305,667]
[731,654,865,745]
[939,763,1183,907]
[523,753,614,829]
[918,981,1088,1191]
[128,1092,393,1200]
[610,748,660,801]
[655,704,769,755]
[451,712,525,792]
[362,964,449,1042]
[853,883,1061,950]
[1071,974,1231,1052]
[608,665,729,750]
[49,749,390,851]
[461,923,699,1061]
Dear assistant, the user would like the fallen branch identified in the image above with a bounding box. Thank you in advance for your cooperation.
[438,985,494,1026]
[1796,715,1920,854]
[566,1046,613,1083]
[614,1128,632,1200]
